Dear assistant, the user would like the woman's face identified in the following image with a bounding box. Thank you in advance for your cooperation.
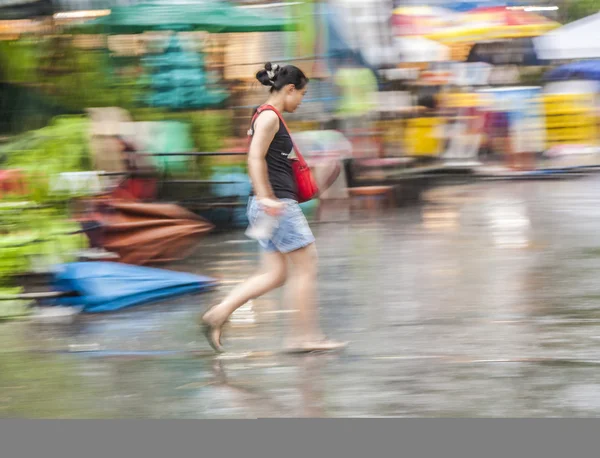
[283,84,308,113]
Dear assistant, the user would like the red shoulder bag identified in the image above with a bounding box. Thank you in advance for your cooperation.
[249,105,319,203]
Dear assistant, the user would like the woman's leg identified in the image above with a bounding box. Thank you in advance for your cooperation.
[203,250,287,328]
[285,243,322,345]
[285,244,346,351]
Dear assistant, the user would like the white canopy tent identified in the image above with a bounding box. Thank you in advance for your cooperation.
[394,36,450,63]
[534,12,600,61]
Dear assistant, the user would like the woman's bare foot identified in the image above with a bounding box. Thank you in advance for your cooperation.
[200,307,225,353]
[284,338,348,354]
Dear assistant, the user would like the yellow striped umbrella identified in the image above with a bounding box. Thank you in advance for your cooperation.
[426,6,559,44]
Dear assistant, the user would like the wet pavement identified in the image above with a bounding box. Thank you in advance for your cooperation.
[3,177,600,417]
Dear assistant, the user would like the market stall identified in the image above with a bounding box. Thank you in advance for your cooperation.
[540,63,600,159]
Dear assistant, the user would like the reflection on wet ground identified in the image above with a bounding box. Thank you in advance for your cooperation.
[3,178,600,417]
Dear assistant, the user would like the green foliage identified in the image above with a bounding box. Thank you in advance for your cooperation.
[39,47,139,111]
[0,35,142,113]
[188,110,233,152]
[0,39,39,84]
[566,0,600,23]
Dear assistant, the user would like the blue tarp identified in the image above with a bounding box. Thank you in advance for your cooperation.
[545,60,600,82]
[445,2,510,12]
[50,262,216,313]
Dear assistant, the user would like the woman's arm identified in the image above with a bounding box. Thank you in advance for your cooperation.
[248,110,281,205]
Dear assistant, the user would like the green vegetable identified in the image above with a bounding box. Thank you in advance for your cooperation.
[0,116,94,204]
[0,287,30,321]
[0,206,88,280]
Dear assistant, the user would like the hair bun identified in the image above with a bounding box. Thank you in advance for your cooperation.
[256,62,281,87]
[255,63,308,92]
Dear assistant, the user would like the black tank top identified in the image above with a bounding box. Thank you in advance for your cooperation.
[250,112,297,200]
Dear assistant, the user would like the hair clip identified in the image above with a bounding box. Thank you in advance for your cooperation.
[267,64,280,80]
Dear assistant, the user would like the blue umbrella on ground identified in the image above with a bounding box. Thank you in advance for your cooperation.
[50,262,216,313]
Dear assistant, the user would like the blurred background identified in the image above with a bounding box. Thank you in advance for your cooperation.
[4,0,600,417]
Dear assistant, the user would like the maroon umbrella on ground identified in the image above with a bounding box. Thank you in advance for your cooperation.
[97,201,214,266]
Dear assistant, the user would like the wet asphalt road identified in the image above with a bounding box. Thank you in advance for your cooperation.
[3,177,600,417]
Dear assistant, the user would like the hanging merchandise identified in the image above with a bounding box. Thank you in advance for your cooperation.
[479,86,546,155]
[141,33,227,110]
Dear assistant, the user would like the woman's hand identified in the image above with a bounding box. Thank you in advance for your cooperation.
[259,197,285,216]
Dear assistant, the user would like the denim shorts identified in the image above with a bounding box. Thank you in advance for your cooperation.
[247,197,315,253]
